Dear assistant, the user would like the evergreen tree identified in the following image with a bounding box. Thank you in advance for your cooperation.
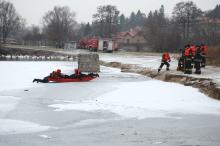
[136,10,146,26]
[84,22,91,37]
[119,14,126,31]
[129,12,137,28]
[206,5,220,19]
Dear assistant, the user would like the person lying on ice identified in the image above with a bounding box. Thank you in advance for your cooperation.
[33,69,66,83]
[158,52,171,73]
[68,69,99,78]
[33,68,100,83]
[69,69,83,78]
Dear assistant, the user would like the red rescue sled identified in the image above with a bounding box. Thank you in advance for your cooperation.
[47,76,97,83]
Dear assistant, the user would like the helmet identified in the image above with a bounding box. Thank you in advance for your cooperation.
[57,69,61,73]
[75,68,81,74]
[74,68,78,72]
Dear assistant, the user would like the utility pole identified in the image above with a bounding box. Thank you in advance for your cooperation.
[187,11,190,42]
[186,1,190,42]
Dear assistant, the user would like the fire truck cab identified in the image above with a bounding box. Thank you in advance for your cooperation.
[98,39,115,53]
[78,38,117,53]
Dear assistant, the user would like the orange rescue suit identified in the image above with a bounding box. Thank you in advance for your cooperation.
[51,71,58,78]
[184,47,192,57]
[201,45,208,55]
[191,45,196,56]
[162,52,171,62]
[75,69,81,75]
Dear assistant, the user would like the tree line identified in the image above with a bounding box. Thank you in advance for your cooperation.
[0,0,220,51]
[79,8,146,38]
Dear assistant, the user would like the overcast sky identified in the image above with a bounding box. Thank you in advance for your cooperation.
[8,0,220,26]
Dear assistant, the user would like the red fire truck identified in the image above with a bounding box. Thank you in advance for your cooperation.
[77,38,118,52]
[87,39,99,51]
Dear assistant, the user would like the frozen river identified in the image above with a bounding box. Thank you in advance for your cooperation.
[0,61,220,146]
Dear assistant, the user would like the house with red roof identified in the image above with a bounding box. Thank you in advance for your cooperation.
[113,27,146,46]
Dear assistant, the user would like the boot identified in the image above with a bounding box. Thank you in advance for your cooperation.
[195,69,201,75]
[188,70,192,74]
[33,79,37,83]
[158,68,161,73]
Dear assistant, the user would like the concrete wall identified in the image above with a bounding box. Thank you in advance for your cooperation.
[78,54,100,73]
[64,42,77,51]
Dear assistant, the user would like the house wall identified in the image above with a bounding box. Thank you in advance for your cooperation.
[117,35,146,45]
[64,42,77,51]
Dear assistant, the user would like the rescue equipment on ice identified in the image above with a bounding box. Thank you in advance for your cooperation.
[33,69,99,83]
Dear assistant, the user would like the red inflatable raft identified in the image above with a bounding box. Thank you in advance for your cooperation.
[47,76,97,83]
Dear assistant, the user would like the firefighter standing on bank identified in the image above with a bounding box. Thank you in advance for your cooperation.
[201,44,208,67]
[158,52,171,73]
[193,45,203,74]
[177,47,186,71]
[190,44,197,68]
[184,45,193,74]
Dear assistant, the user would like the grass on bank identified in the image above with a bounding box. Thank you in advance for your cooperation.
[207,46,220,67]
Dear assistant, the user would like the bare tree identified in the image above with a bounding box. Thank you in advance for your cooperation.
[22,25,43,46]
[93,5,120,38]
[173,1,202,43]
[42,6,77,48]
[0,0,21,43]
[0,0,3,45]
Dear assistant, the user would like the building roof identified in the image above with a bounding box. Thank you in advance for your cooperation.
[113,27,142,39]
[196,17,220,24]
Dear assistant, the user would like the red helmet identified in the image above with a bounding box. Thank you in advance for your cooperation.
[75,68,80,74]
[57,69,61,73]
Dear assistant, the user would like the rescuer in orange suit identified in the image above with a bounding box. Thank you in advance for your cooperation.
[194,45,203,74]
[69,68,83,78]
[32,71,55,83]
[190,44,197,57]
[56,69,64,78]
[33,69,67,83]
[184,45,193,74]
[158,52,171,73]
[190,44,197,69]
[200,44,208,67]
[50,69,65,78]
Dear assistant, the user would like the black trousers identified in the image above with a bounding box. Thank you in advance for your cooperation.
[194,58,202,74]
[159,61,170,70]
[177,57,184,71]
[201,55,206,67]
[33,77,49,83]
[184,58,192,74]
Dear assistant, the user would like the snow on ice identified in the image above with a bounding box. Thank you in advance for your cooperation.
[1,61,220,135]
[0,61,76,91]
[0,61,73,135]
[49,80,220,119]
[99,53,220,86]
[0,119,51,135]
[0,96,20,116]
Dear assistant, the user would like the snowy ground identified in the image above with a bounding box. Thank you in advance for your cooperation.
[1,61,220,146]
[63,49,220,85]
[98,52,220,86]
